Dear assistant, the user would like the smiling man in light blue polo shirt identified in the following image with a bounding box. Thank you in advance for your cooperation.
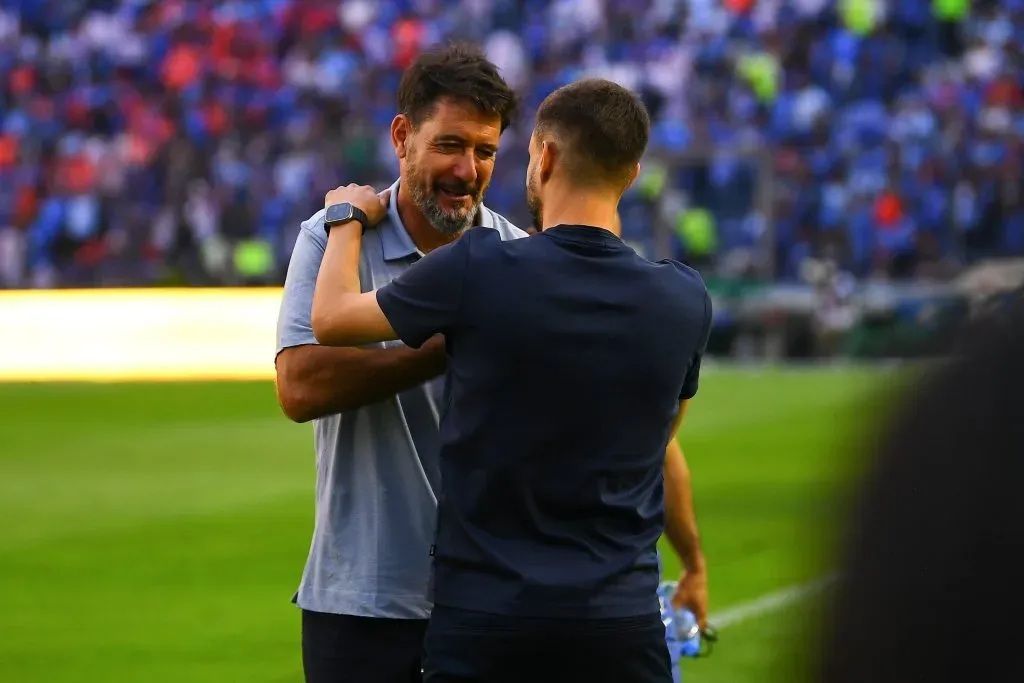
[275,44,524,683]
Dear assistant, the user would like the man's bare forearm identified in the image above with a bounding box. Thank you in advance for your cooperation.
[276,339,445,423]
[664,437,706,573]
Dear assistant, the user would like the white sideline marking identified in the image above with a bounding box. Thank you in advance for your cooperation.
[709,575,838,629]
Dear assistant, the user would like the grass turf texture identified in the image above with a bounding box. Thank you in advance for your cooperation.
[0,367,887,682]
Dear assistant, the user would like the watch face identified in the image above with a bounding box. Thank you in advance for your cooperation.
[327,203,354,225]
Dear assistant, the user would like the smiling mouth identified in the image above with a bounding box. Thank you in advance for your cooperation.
[439,188,473,201]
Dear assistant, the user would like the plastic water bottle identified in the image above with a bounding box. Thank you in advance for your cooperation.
[658,581,703,682]
[673,607,702,657]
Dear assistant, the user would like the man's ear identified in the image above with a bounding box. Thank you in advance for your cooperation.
[539,139,557,184]
[623,162,641,193]
[391,115,411,159]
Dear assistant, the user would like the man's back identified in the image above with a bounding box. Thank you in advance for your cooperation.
[380,224,711,619]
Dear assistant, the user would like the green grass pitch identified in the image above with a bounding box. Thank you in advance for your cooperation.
[0,367,888,682]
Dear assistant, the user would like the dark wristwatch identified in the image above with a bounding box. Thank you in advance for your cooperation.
[324,202,370,236]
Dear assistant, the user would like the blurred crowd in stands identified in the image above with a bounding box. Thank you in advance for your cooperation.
[0,0,1021,288]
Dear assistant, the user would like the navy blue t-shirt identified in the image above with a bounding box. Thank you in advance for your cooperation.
[376,224,711,619]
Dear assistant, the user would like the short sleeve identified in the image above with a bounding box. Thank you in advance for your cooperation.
[680,289,713,400]
[375,230,474,349]
[276,223,326,356]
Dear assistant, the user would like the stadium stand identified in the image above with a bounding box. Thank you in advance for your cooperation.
[0,0,1020,290]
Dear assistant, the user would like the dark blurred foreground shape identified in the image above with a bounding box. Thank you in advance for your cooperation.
[817,293,1024,683]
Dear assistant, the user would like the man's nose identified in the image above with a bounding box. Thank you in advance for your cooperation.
[452,153,478,185]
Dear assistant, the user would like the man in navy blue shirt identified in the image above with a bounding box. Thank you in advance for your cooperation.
[309,79,712,683]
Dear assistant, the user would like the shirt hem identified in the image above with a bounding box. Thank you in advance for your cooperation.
[294,587,433,620]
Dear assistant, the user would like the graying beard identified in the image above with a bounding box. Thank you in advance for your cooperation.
[411,183,478,236]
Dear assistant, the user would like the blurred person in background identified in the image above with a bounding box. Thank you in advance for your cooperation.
[308,78,711,683]
[274,43,525,683]
[816,296,1024,683]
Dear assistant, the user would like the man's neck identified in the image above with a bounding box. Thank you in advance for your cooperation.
[396,182,463,254]
[540,187,621,236]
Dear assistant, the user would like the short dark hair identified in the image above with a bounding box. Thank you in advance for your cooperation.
[397,42,519,132]
[534,78,651,186]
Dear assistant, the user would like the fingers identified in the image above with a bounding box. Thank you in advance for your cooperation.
[672,585,709,629]
[325,184,376,197]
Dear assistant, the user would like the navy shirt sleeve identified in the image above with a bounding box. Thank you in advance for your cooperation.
[375,230,473,349]
[680,288,713,400]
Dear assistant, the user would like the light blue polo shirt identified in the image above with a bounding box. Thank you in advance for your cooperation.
[276,179,527,619]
